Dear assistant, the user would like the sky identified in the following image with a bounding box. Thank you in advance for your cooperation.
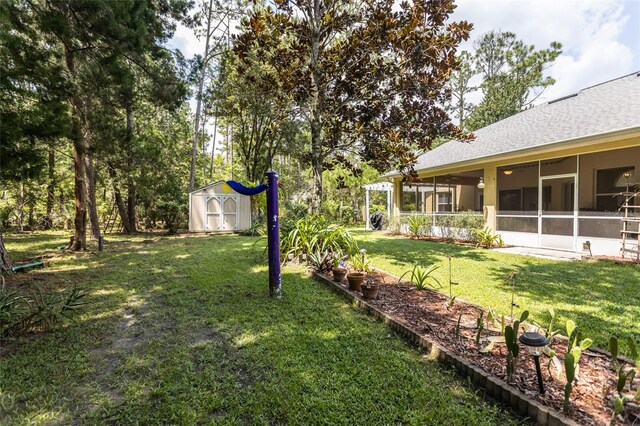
[454,0,640,103]
[166,0,640,118]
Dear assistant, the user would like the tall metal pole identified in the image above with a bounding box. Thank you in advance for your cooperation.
[266,171,281,298]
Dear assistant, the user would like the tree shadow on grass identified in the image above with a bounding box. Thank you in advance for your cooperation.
[357,233,493,267]
[488,260,640,353]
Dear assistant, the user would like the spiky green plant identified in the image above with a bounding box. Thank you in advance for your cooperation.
[405,214,426,238]
[399,264,442,290]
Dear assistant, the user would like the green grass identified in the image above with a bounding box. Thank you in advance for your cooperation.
[0,232,520,425]
[353,230,640,355]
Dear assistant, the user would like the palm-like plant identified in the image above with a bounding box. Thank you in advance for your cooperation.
[399,264,442,290]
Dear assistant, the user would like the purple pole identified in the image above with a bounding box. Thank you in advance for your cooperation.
[266,171,281,298]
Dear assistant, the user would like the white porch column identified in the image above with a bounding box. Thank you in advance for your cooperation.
[365,189,370,230]
[387,189,392,219]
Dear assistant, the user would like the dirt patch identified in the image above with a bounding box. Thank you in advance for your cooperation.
[322,270,638,425]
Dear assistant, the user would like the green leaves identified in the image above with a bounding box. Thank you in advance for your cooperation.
[399,264,442,290]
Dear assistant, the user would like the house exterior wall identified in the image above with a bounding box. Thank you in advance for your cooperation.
[390,132,640,256]
[189,182,252,232]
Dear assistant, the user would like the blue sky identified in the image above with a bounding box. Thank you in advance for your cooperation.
[168,0,640,107]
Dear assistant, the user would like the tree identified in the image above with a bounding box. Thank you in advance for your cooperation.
[465,31,562,130]
[446,51,477,130]
[211,46,300,218]
[3,0,191,248]
[188,0,243,191]
[234,0,472,212]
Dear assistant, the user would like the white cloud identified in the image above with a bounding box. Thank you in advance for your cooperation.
[454,0,637,103]
[166,23,202,59]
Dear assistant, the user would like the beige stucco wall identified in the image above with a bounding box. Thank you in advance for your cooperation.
[189,181,252,232]
[578,145,640,209]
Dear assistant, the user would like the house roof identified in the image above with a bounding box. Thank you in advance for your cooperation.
[389,72,640,177]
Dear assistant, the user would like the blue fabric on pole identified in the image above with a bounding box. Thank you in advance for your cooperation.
[226,180,268,196]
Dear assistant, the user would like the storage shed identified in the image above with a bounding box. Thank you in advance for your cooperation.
[189,181,252,232]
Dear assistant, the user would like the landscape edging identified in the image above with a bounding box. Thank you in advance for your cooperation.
[313,272,580,426]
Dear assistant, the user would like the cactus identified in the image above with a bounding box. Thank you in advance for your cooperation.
[454,313,462,339]
[503,310,529,382]
[563,352,576,414]
[610,336,619,371]
[545,308,560,340]
[475,311,484,345]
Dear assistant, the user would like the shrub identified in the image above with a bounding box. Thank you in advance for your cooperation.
[454,211,485,242]
[281,215,359,261]
[399,264,442,290]
[476,227,505,248]
[405,214,426,238]
[1,279,89,338]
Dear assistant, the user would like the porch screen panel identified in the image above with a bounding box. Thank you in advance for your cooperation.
[497,216,537,233]
[496,161,539,233]
[578,147,640,239]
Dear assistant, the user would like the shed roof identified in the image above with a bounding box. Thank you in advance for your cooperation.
[389,72,640,177]
[189,181,225,194]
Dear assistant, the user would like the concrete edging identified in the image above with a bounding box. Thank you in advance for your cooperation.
[313,272,580,426]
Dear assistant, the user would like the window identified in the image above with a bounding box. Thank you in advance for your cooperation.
[596,166,634,211]
[437,192,452,212]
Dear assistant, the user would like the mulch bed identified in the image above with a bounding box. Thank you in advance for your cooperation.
[321,269,639,425]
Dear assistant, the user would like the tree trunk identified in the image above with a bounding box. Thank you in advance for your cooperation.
[44,148,55,229]
[0,231,12,275]
[308,0,324,214]
[209,113,218,180]
[107,163,132,233]
[65,46,87,251]
[17,177,25,231]
[125,104,137,233]
[85,152,101,240]
[189,0,214,192]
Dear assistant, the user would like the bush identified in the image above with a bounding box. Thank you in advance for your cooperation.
[1,279,89,338]
[281,215,360,261]
[455,211,485,242]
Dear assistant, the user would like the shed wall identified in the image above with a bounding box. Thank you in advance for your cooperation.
[189,182,252,232]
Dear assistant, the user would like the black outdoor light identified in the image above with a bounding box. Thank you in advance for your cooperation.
[519,332,549,394]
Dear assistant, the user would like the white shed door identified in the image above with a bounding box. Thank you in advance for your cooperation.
[205,195,238,231]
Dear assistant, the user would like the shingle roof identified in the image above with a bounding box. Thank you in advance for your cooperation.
[404,72,640,175]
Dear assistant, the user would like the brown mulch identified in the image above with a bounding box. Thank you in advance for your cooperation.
[322,269,639,426]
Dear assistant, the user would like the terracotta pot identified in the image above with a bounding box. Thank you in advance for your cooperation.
[332,267,347,282]
[346,272,366,292]
[361,283,379,299]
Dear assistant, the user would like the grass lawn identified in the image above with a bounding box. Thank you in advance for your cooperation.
[1,232,520,425]
[352,230,640,355]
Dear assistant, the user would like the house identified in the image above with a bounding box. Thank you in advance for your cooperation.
[386,72,640,256]
[189,181,252,232]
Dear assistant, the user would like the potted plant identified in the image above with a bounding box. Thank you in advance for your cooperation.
[331,252,347,282]
[347,249,370,292]
[361,275,380,299]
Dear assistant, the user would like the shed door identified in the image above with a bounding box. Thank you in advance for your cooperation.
[205,195,238,231]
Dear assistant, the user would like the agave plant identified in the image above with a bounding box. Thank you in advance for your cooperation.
[405,214,426,238]
[475,227,505,249]
[399,264,442,290]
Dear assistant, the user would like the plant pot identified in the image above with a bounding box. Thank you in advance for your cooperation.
[332,267,347,282]
[346,272,366,292]
[361,283,379,299]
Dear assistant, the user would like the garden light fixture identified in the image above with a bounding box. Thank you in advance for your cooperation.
[519,332,549,394]
[477,177,485,189]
